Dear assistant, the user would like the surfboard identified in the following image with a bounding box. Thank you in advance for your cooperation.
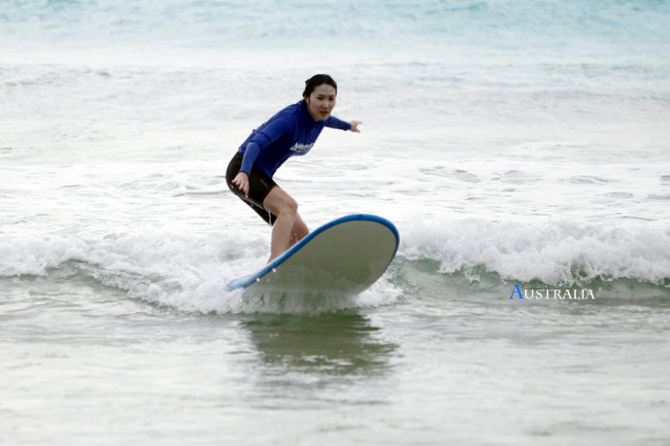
[226,214,399,296]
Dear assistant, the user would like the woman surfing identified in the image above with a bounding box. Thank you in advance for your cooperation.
[226,74,361,262]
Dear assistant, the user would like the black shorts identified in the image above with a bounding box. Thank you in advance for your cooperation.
[226,152,278,225]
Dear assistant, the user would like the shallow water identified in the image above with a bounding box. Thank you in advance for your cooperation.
[3,265,670,445]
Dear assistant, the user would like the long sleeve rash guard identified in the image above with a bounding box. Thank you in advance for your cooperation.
[237,100,351,178]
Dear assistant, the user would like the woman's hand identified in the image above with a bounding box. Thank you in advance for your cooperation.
[232,172,250,197]
[350,120,362,133]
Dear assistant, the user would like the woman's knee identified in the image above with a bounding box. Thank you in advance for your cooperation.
[263,188,298,216]
[274,194,297,216]
[284,196,298,214]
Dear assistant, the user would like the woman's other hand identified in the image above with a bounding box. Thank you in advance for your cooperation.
[232,172,250,197]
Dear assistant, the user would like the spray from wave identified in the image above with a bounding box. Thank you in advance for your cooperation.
[0,230,402,314]
[2,218,668,313]
[401,219,670,287]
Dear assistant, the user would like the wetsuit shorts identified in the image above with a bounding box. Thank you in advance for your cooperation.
[226,152,278,225]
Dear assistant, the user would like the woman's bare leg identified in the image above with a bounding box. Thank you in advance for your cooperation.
[262,187,306,262]
[289,212,309,247]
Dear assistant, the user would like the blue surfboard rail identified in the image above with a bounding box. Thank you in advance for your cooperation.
[226,214,399,290]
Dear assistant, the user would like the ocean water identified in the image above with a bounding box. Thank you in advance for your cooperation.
[2,0,670,444]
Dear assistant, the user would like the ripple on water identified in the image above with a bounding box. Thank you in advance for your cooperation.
[451,169,481,183]
[603,192,633,199]
[495,170,540,184]
[420,167,481,183]
[568,175,611,185]
[647,194,670,200]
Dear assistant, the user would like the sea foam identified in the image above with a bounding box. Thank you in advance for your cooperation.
[401,219,670,286]
[2,218,667,315]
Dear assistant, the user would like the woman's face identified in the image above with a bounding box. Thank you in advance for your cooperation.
[305,84,337,121]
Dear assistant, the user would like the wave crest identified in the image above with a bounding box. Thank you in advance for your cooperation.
[401,220,670,286]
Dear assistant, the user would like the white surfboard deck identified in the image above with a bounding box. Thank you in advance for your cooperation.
[226,214,399,297]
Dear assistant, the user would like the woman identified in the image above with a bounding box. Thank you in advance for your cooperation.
[226,74,361,262]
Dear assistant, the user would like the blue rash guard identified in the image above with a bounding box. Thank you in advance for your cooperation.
[238,100,351,178]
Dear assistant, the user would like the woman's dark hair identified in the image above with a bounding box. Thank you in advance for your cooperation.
[302,74,337,98]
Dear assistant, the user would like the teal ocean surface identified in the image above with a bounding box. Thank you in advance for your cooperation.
[1,1,670,444]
